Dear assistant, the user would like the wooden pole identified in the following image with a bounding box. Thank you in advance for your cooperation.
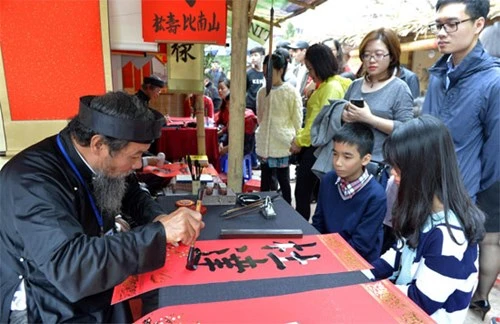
[228,0,249,192]
[194,94,206,155]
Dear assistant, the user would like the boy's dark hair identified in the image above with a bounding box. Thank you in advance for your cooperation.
[249,46,265,56]
[333,122,374,157]
[435,0,490,19]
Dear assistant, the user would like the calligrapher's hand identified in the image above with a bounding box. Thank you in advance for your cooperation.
[154,207,205,246]
[342,101,373,124]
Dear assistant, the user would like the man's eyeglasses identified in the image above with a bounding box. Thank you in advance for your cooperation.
[360,53,390,61]
[428,18,474,34]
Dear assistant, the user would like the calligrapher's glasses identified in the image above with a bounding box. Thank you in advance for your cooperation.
[428,18,474,34]
[360,53,390,61]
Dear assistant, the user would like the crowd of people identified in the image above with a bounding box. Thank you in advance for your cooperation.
[0,0,498,323]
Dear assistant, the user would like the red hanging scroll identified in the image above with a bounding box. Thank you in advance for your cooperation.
[141,0,227,45]
[112,233,371,304]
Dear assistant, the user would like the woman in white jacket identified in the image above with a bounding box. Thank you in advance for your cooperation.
[255,52,303,204]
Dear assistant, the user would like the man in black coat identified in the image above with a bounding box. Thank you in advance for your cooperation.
[135,75,165,106]
[0,92,204,323]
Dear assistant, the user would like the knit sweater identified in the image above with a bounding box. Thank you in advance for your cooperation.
[311,171,387,262]
[344,77,414,161]
[255,83,303,158]
[368,211,479,323]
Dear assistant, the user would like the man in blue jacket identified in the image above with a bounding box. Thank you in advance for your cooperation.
[423,3,499,316]
[423,0,499,208]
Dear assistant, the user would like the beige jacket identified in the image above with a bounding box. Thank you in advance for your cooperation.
[255,83,303,158]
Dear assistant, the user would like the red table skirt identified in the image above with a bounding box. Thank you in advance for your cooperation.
[156,127,219,171]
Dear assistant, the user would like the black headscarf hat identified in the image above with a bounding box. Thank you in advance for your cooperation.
[78,96,164,143]
[143,75,165,88]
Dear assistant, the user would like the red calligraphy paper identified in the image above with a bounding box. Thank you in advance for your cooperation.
[112,234,371,304]
[134,280,433,324]
[142,162,218,178]
[141,0,227,45]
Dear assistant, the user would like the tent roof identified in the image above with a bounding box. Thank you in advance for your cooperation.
[336,0,500,45]
[287,0,499,46]
[228,0,328,27]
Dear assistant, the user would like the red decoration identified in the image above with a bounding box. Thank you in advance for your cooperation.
[141,0,227,45]
[1,0,105,120]
[112,234,372,304]
[142,161,218,178]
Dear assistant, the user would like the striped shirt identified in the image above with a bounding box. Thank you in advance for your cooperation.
[367,210,478,323]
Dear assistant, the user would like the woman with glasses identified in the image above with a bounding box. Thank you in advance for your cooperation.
[342,28,414,166]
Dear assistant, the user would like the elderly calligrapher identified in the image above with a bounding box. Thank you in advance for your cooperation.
[0,92,204,322]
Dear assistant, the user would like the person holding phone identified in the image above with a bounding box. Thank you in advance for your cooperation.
[342,28,414,165]
[350,99,364,108]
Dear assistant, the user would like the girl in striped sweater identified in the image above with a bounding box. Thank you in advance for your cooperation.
[364,115,485,323]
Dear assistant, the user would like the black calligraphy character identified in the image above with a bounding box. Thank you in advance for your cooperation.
[199,253,268,273]
[267,252,286,270]
[207,12,220,32]
[200,248,230,255]
[166,12,181,34]
[235,245,248,253]
[152,14,165,32]
[288,251,320,265]
[197,11,207,31]
[183,14,197,31]
[171,43,196,63]
[262,241,317,252]
[267,251,320,270]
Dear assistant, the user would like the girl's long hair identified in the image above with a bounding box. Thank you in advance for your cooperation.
[383,115,485,248]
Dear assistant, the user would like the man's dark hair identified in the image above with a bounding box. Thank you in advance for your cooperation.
[249,46,265,56]
[69,92,155,154]
[435,0,490,19]
[333,122,374,157]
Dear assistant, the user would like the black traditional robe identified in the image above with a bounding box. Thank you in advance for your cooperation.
[0,127,167,322]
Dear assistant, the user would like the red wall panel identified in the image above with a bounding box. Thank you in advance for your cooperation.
[0,0,105,120]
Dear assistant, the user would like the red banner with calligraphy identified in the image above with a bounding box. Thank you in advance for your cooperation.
[141,0,227,45]
[112,234,372,304]
[134,281,433,323]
